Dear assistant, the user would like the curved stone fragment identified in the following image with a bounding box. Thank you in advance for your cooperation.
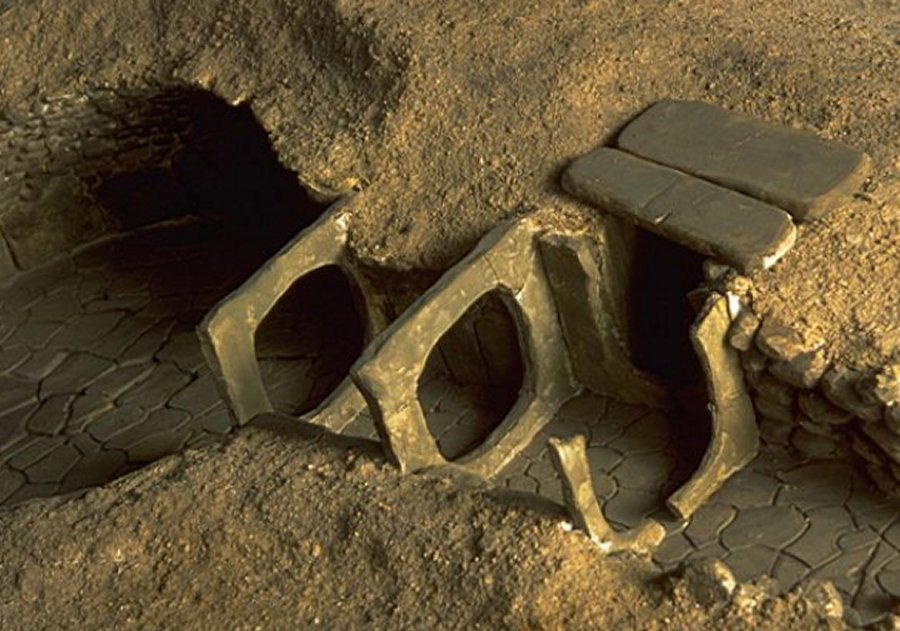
[548,435,665,555]
[351,216,579,477]
[198,198,390,428]
[667,293,759,520]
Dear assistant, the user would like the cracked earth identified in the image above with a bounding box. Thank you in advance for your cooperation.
[0,219,898,626]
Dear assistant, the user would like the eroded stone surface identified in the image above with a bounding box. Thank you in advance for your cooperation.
[616,99,871,221]
[563,148,797,272]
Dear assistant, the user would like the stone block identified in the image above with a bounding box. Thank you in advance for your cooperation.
[798,392,854,426]
[754,393,795,424]
[748,369,795,406]
[739,347,768,374]
[755,318,806,362]
[770,349,829,389]
[616,99,871,221]
[792,427,842,460]
[562,148,796,273]
[727,310,760,352]
[862,422,900,465]
[822,368,884,422]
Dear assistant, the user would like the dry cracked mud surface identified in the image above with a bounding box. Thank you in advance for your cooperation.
[0,221,897,627]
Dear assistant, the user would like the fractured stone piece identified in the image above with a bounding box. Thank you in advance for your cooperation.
[667,294,759,519]
[770,349,829,389]
[888,405,900,435]
[727,310,760,352]
[353,216,579,477]
[200,200,390,428]
[862,422,900,465]
[538,232,666,407]
[755,318,806,362]
[547,434,665,554]
[798,392,854,426]
[616,99,871,221]
[562,148,796,273]
[821,368,883,422]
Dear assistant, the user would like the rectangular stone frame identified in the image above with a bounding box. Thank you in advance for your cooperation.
[351,216,580,478]
[198,198,390,429]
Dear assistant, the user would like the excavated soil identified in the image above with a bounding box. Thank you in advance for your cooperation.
[0,421,843,631]
[0,0,897,371]
[0,0,897,629]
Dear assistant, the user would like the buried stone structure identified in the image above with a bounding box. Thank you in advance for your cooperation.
[201,100,873,549]
[0,94,895,621]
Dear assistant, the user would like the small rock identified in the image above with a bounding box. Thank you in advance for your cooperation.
[875,365,900,407]
[797,414,836,438]
[749,370,795,406]
[679,559,737,608]
[703,259,734,282]
[755,319,805,362]
[792,579,844,620]
[728,310,761,352]
[770,350,829,389]
[754,394,795,424]
[821,368,883,422]
[731,577,779,614]
[798,392,854,426]
[740,348,768,374]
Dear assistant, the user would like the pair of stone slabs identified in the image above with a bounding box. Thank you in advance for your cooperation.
[564,99,870,273]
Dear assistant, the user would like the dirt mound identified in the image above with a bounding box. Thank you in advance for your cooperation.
[0,420,844,630]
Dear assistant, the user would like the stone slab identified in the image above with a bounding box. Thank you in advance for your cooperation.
[563,148,796,273]
[616,99,871,221]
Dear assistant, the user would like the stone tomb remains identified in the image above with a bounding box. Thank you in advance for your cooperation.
[203,100,871,552]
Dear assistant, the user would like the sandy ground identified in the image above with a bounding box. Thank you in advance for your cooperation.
[0,419,845,630]
[0,0,897,369]
[0,1,897,629]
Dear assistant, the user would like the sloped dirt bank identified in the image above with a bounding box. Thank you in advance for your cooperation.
[0,420,845,630]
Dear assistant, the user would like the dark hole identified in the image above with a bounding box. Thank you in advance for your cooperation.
[418,292,526,461]
[0,86,333,504]
[255,266,366,417]
[92,87,315,237]
[627,228,706,384]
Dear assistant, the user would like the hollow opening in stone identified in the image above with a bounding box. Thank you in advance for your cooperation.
[627,228,706,385]
[418,291,526,461]
[0,85,331,505]
[255,266,366,417]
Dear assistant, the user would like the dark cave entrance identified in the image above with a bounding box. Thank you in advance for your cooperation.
[627,228,706,386]
[419,291,526,461]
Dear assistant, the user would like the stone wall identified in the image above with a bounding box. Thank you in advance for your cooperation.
[0,86,311,285]
[723,274,900,495]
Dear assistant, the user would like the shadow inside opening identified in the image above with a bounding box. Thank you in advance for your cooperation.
[419,292,526,461]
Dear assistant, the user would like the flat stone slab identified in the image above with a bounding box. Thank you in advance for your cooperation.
[616,100,870,222]
[563,148,796,272]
